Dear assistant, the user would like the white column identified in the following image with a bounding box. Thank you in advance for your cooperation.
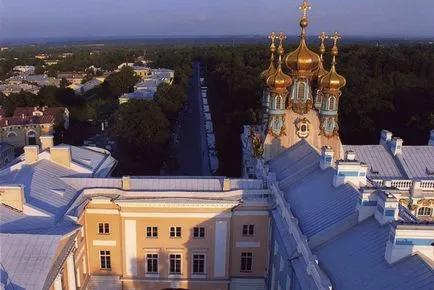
[214,220,228,277]
[53,273,62,290]
[124,219,137,276]
[66,253,76,290]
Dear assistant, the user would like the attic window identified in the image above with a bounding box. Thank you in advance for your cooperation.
[426,168,434,176]
[370,167,379,175]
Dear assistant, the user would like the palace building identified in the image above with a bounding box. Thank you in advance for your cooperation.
[1,1,434,290]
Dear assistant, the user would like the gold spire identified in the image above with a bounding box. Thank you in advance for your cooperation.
[321,32,346,92]
[260,32,277,82]
[317,32,329,84]
[284,0,320,78]
[267,32,292,92]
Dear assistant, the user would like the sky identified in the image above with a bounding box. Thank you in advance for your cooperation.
[0,0,433,40]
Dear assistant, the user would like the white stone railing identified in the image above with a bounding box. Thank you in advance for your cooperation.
[420,180,434,190]
[390,180,413,190]
[270,180,332,290]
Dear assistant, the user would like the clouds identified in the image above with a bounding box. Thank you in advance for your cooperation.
[0,0,433,39]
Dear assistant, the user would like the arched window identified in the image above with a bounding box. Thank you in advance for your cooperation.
[26,130,37,137]
[7,132,17,138]
[418,207,433,216]
[316,92,322,104]
[275,95,282,110]
[328,96,337,111]
[297,82,306,101]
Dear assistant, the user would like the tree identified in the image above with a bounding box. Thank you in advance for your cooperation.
[59,78,70,89]
[103,66,140,98]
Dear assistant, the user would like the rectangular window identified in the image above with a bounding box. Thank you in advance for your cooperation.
[146,226,158,238]
[242,225,254,236]
[193,227,205,238]
[169,254,181,274]
[240,252,253,272]
[192,254,205,274]
[146,254,158,273]
[100,250,111,269]
[98,223,110,234]
[170,227,182,238]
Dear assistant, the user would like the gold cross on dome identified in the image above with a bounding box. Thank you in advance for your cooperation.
[268,32,277,44]
[278,32,287,45]
[299,0,311,18]
[331,31,342,47]
[319,32,329,54]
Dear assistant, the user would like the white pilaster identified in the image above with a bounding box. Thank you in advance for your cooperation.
[214,220,228,277]
[66,253,76,290]
[124,219,137,276]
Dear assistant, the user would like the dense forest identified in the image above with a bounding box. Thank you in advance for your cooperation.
[1,43,433,177]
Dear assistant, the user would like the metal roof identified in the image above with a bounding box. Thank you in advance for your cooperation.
[398,146,434,179]
[314,218,434,289]
[343,144,406,179]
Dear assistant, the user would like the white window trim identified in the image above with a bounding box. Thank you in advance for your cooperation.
[146,226,158,238]
[145,253,160,277]
[169,226,182,238]
[97,222,110,235]
[242,224,255,237]
[191,252,207,277]
[168,253,183,277]
[193,227,206,239]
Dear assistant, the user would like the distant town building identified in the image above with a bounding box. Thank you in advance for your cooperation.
[68,78,103,96]
[58,72,86,84]
[13,65,35,74]
[0,106,69,147]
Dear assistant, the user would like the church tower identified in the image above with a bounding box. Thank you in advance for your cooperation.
[261,0,345,161]
[260,32,277,131]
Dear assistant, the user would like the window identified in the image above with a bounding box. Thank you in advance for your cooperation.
[100,251,111,269]
[146,254,158,273]
[240,252,253,272]
[275,95,282,110]
[193,227,205,238]
[418,207,433,216]
[297,82,306,101]
[328,96,336,111]
[192,254,206,274]
[6,132,17,138]
[169,254,181,274]
[146,226,158,238]
[98,223,110,234]
[170,227,182,238]
[242,225,255,236]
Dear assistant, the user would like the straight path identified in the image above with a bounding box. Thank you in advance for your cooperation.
[173,61,208,176]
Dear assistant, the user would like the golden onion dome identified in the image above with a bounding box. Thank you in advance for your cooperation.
[267,33,293,92]
[260,32,277,82]
[284,0,320,78]
[321,32,346,91]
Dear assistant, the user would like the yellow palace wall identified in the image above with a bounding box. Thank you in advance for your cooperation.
[78,196,270,290]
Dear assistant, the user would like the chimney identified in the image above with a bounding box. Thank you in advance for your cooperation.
[380,130,392,145]
[122,176,131,190]
[24,145,39,164]
[223,178,231,191]
[40,135,54,150]
[333,159,368,188]
[356,188,377,222]
[374,191,399,225]
[429,130,434,146]
[50,146,71,167]
[320,146,334,170]
[385,222,434,264]
[345,150,356,161]
[390,137,403,155]
[0,185,25,212]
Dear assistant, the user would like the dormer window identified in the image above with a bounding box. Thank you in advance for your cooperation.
[297,82,306,101]
[328,96,337,110]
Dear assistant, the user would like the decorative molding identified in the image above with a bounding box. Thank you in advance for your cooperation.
[233,211,269,216]
[120,212,232,218]
[92,240,117,246]
[116,201,238,209]
[86,208,118,215]
[236,241,261,248]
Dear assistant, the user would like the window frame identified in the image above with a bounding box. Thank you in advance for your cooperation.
[240,252,253,272]
[193,227,205,239]
[169,253,182,274]
[192,253,206,275]
[146,226,158,238]
[98,223,110,235]
[169,226,182,238]
[417,207,433,217]
[99,250,111,270]
[242,224,255,237]
[145,253,159,274]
